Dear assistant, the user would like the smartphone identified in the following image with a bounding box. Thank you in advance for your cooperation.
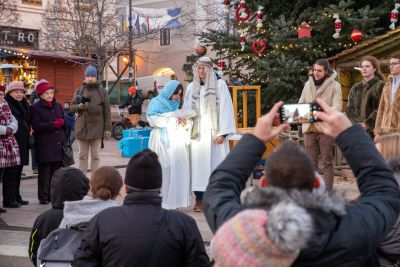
[279,103,322,124]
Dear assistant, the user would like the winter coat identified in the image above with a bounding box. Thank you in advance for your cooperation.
[203,125,400,267]
[64,109,76,129]
[69,84,111,140]
[378,157,400,266]
[28,167,89,266]
[120,94,143,114]
[31,98,66,163]
[375,76,400,135]
[299,72,342,133]
[59,196,118,228]
[73,191,210,267]
[347,76,385,136]
[0,102,20,168]
[5,94,31,165]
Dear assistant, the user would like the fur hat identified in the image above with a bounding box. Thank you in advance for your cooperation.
[6,81,26,94]
[84,65,97,78]
[124,149,162,190]
[212,202,313,267]
[36,80,55,96]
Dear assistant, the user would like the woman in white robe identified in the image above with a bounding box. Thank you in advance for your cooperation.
[147,80,193,209]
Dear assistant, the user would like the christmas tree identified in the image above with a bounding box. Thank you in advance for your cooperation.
[191,0,399,121]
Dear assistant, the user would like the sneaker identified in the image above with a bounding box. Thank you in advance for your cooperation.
[193,200,203,212]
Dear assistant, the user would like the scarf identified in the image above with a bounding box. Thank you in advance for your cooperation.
[147,80,181,147]
[191,59,218,140]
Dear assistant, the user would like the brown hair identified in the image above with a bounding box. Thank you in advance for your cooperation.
[376,134,400,160]
[264,141,315,191]
[314,59,334,77]
[360,55,385,81]
[90,166,123,200]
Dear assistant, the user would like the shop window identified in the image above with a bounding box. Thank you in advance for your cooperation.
[160,28,170,46]
[22,0,42,5]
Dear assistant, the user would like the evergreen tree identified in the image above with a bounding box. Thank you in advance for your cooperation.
[193,0,398,120]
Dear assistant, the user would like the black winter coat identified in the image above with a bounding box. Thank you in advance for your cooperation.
[5,94,31,165]
[73,191,209,267]
[28,167,89,266]
[203,125,400,267]
[31,98,65,163]
[120,94,143,114]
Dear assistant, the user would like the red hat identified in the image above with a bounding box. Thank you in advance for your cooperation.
[36,81,55,95]
[128,86,136,94]
[0,85,5,93]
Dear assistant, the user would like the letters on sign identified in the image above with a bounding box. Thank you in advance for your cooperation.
[0,27,39,48]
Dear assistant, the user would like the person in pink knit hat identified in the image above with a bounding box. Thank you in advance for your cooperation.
[211,202,312,267]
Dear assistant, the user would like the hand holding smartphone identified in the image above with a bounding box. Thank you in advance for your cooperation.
[279,103,322,124]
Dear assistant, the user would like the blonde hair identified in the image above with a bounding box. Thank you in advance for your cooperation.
[90,166,123,200]
[376,133,400,160]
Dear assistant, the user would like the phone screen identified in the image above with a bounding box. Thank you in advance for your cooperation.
[279,103,320,124]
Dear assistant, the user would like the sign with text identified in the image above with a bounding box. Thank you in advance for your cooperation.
[0,27,39,48]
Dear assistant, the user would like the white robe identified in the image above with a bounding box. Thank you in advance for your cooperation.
[147,112,192,209]
[183,79,236,191]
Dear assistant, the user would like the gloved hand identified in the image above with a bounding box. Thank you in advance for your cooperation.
[6,127,12,135]
[54,118,64,129]
[78,102,89,110]
[104,131,112,140]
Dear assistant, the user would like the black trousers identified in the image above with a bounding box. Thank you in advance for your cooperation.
[2,165,23,204]
[38,162,62,202]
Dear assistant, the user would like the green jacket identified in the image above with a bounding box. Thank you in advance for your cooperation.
[347,76,385,133]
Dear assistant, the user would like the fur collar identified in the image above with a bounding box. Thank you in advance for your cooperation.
[307,70,338,97]
[242,186,346,217]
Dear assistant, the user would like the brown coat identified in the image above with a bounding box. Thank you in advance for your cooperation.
[299,71,342,132]
[374,76,400,135]
[69,84,111,140]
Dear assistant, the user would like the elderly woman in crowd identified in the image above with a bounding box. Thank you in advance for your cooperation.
[4,81,31,208]
[31,80,65,205]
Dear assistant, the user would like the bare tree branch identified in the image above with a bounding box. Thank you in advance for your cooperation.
[0,0,21,26]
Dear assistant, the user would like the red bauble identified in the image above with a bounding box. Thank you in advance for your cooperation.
[351,29,362,42]
[196,46,207,56]
[252,40,267,56]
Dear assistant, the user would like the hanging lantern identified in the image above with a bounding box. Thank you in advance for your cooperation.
[239,31,246,51]
[224,0,230,13]
[252,40,267,56]
[389,3,400,30]
[256,6,264,29]
[235,0,251,22]
[297,21,312,39]
[332,13,342,39]
[351,29,363,42]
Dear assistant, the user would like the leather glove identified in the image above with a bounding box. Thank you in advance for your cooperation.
[78,102,89,110]
[6,127,12,135]
[104,131,112,140]
[54,118,64,129]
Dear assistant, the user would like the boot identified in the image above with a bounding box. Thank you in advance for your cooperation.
[193,200,203,212]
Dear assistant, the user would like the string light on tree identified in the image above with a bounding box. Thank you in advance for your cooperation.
[256,6,264,29]
[332,13,342,39]
[389,3,400,30]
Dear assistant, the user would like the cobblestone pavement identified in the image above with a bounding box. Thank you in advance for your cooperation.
[0,137,359,267]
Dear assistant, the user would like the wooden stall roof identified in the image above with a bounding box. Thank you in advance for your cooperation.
[328,28,400,67]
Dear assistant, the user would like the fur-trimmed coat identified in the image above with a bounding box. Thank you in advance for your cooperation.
[299,72,342,133]
[374,76,400,135]
[203,126,400,267]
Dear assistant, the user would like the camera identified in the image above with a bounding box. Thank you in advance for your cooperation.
[279,103,322,124]
[76,95,91,104]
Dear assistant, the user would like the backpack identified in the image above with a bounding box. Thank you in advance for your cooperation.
[37,223,87,267]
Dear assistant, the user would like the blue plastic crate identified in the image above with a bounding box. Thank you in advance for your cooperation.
[122,128,151,139]
[118,136,150,158]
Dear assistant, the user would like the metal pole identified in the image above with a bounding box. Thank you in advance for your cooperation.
[128,0,134,86]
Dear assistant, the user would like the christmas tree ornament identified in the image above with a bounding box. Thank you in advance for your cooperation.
[351,29,363,42]
[239,31,246,51]
[297,21,312,39]
[235,0,251,22]
[389,3,400,30]
[196,45,207,56]
[256,6,264,29]
[332,13,342,39]
[217,61,225,70]
[224,0,230,14]
[252,40,267,56]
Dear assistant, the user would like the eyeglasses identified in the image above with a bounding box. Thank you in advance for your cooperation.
[389,62,400,66]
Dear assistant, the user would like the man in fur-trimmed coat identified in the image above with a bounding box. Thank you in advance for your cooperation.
[203,99,400,267]
[298,59,342,190]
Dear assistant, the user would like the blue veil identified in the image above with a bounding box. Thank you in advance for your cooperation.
[147,80,181,116]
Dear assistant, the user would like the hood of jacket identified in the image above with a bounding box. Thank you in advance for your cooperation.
[50,167,90,209]
[59,195,119,228]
